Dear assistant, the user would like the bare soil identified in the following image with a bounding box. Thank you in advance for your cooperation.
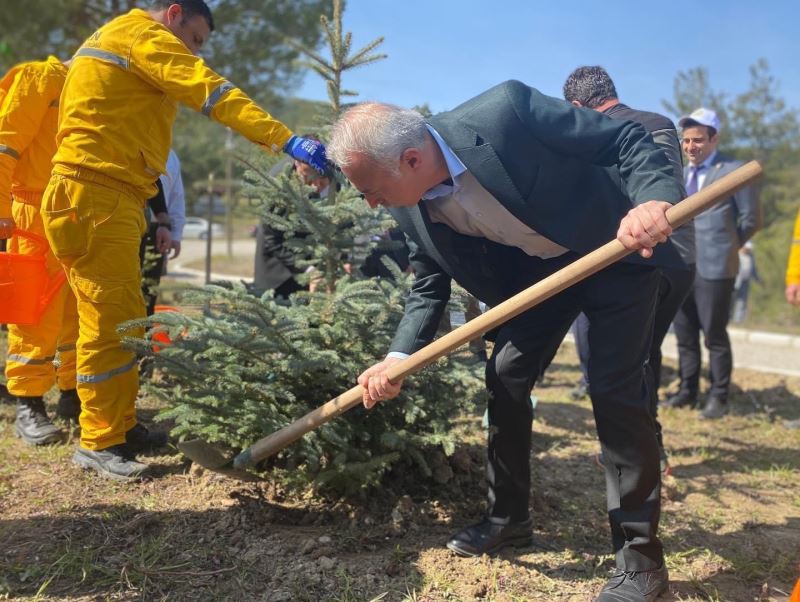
[1,343,798,601]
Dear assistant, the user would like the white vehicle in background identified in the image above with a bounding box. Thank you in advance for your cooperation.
[182,217,224,239]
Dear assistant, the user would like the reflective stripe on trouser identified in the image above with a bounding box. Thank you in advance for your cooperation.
[5,199,79,396]
[42,167,148,450]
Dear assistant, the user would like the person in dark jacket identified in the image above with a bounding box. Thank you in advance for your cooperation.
[329,81,687,601]
[562,66,695,473]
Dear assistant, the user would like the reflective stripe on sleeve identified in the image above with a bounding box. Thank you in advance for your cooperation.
[7,354,55,365]
[0,145,20,160]
[201,81,236,117]
[76,358,137,384]
[73,47,129,70]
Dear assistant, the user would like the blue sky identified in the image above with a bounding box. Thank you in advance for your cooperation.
[296,0,799,120]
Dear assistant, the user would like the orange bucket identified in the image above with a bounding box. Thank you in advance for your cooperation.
[0,229,65,325]
[151,304,180,351]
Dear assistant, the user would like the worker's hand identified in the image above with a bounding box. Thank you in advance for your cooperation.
[0,217,14,239]
[283,135,328,174]
[786,284,800,306]
[357,356,405,409]
[617,201,673,259]
[169,240,181,259]
[155,225,172,254]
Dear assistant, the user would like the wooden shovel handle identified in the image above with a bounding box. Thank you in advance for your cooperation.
[234,160,762,469]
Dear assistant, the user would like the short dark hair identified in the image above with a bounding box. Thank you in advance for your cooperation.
[563,66,618,108]
[681,119,718,139]
[152,0,215,31]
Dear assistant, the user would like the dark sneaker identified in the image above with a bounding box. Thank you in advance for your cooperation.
[125,423,168,454]
[15,397,62,445]
[446,517,533,557]
[700,396,729,420]
[56,389,81,421]
[596,564,669,601]
[72,445,150,481]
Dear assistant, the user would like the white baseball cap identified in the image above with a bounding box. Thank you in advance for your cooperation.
[678,108,721,132]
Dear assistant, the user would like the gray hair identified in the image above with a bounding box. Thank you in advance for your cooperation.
[328,102,427,174]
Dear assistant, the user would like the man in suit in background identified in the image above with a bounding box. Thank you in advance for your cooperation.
[329,81,687,601]
[663,109,760,419]
[562,66,694,474]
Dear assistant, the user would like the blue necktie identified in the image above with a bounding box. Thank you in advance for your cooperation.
[686,165,704,196]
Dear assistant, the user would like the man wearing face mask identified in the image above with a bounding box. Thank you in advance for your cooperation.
[42,0,327,481]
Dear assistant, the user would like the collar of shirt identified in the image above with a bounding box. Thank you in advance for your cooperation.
[691,150,717,172]
[421,124,468,200]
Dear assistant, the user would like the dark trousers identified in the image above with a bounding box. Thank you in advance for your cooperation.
[573,266,695,445]
[138,223,166,317]
[672,275,736,400]
[487,249,662,570]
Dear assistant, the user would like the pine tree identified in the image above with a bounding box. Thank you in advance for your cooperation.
[125,0,484,495]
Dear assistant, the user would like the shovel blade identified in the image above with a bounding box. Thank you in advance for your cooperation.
[177,438,261,481]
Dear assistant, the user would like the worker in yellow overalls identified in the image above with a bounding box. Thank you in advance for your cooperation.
[0,56,79,446]
[43,0,327,480]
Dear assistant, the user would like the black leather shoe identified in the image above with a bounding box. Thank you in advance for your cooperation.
[596,564,668,601]
[660,390,697,409]
[73,444,150,481]
[125,423,168,454]
[15,396,62,445]
[700,396,729,420]
[446,517,533,557]
[56,389,81,421]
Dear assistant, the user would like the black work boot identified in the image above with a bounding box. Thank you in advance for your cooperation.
[15,396,63,445]
[125,423,168,455]
[73,444,150,482]
[56,388,81,421]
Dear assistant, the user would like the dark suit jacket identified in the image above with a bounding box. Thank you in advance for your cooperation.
[387,81,685,355]
[603,103,694,264]
[686,154,760,280]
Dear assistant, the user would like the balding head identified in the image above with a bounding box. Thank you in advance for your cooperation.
[329,103,428,175]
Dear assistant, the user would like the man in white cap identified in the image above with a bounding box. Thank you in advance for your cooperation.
[663,108,760,419]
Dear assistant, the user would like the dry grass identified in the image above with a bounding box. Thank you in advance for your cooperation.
[1,340,798,601]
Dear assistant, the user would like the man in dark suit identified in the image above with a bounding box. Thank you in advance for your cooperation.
[663,109,760,419]
[329,81,686,602]
[562,66,694,474]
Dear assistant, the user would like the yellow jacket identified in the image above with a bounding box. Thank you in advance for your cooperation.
[55,9,293,197]
[0,57,66,218]
[787,209,800,286]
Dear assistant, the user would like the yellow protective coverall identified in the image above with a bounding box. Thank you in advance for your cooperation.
[1,57,78,397]
[42,9,294,451]
[787,209,800,287]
